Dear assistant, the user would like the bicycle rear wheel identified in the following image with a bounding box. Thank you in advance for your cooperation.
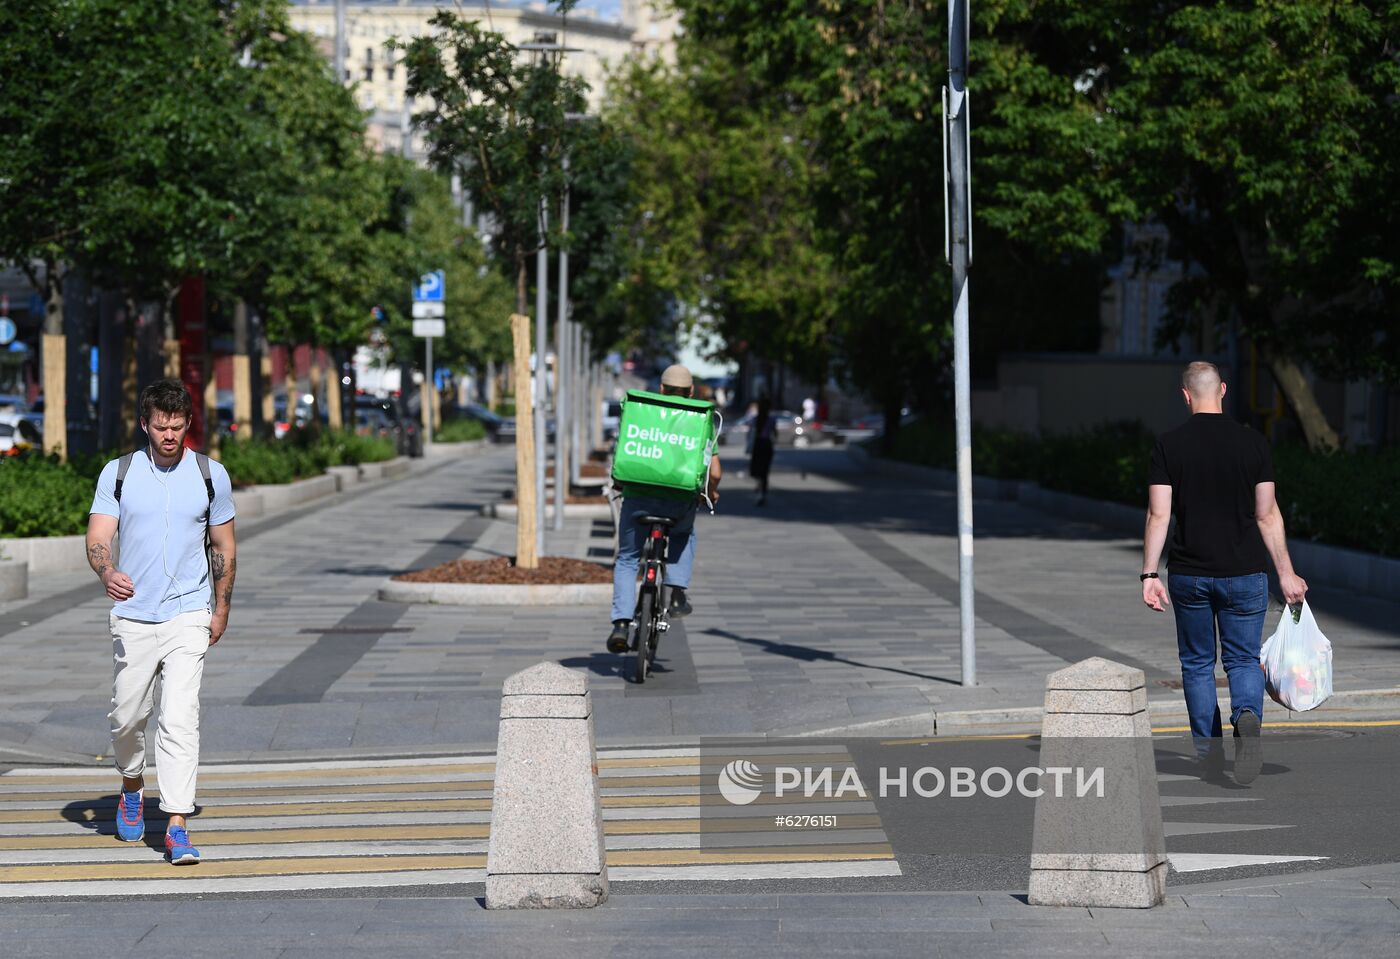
[632,590,655,684]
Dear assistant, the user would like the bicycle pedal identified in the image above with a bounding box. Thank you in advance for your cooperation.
[657,621,670,632]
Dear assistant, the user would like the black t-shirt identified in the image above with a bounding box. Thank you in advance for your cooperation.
[1147,413,1274,577]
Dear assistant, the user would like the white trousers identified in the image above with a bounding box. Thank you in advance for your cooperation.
[109,609,210,815]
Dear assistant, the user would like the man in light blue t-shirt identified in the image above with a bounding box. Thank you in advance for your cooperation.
[86,378,236,865]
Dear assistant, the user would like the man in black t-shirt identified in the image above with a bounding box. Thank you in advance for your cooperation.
[1142,362,1307,775]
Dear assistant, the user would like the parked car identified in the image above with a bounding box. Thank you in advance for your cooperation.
[355,395,422,457]
[601,400,621,441]
[454,403,506,442]
[0,411,41,455]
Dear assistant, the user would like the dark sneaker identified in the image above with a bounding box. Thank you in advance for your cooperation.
[115,789,144,843]
[606,620,631,654]
[165,825,200,865]
[668,588,693,618]
[1233,710,1262,785]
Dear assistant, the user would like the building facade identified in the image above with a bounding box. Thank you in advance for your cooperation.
[288,1,662,153]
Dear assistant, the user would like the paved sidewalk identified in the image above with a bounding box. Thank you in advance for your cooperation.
[3,443,1399,766]
[2,862,1397,958]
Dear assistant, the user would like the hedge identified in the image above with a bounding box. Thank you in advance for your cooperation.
[435,418,487,443]
[218,427,396,487]
[884,417,1399,558]
[0,454,98,538]
[0,428,397,538]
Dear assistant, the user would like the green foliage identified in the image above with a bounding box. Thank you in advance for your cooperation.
[435,418,487,443]
[0,455,98,538]
[887,417,1154,506]
[376,164,515,370]
[218,429,395,487]
[397,9,592,313]
[1274,445,1400,558]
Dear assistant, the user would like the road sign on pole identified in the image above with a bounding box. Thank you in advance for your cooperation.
[412,301,445,318]
[413,271,445,303]
[412,319,445,338]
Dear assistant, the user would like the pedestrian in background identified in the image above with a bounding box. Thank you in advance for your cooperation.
[749,395,775,506]
[85,378,237,864]
[1141,361,1307,782]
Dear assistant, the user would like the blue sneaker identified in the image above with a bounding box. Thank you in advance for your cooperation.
[115,789,144,842]
[165,825,200,865]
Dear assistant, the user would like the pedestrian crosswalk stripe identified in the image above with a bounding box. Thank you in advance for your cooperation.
[0,747,900,897]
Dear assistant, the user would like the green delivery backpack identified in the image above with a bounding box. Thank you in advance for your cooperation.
[612,390,720,497]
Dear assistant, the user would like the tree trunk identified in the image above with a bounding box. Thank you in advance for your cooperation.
[515,252,528,315]
[511,313,538,570]
[325,347,343,430]
[232,301,253,440]
[308,350,323,428]
[1262,347,1340,452]
[40,265,66,460]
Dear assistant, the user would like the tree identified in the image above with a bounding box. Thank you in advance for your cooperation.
[1,0,258,457]
[1099,0,1400,449]
[396,10,591,314]
[604,47,839,383]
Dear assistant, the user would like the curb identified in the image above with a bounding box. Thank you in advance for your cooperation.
[482,503,614,520]
[378,579,613,606]
[791,686,1400,740]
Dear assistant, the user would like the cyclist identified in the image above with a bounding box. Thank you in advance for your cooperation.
[605,364,722,653]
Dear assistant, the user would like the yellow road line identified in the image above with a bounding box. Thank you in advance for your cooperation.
[0,845,894,883]
[0,782,490,804]
[1152,720,1400,731]
[0,815,887,851]
[0,765,495,787]
[0,855,485,883]
[0,798,486,824]
[606,845,894,867]
[0,824,489,850]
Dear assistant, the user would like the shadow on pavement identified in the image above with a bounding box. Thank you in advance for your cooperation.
[704,627,960,685]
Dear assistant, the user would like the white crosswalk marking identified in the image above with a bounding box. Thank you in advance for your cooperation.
[0,747,900,898]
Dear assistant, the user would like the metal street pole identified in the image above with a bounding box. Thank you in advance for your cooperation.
[535,198,548,557]
[570,319,583,484]
[424,335,434,446]
[553,165,570,531]
[946,0,976,686]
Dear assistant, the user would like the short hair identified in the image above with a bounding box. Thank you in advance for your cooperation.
[1182,361,1223,396]
[140,378,193,423]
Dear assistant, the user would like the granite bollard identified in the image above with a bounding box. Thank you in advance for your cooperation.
[485,662,608,908]
[1027,656,1167,908]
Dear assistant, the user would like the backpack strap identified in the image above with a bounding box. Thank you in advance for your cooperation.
[194,452,215,525]
[113,451,137,503]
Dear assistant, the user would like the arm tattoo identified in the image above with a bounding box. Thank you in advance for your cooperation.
[211,550,236,610]
[88,543,110,578]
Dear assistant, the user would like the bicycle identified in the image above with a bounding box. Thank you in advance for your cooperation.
[630,514,676,684]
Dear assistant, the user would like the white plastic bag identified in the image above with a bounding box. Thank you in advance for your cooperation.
[1259,600,1333,712]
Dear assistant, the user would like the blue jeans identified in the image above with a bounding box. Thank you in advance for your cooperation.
[611,496,697,622]
[1168,573,1268,745]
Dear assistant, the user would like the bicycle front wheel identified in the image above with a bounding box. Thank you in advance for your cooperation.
[632,590,654,684]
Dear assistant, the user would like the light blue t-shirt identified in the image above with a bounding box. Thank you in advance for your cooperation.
[90,449,236,622]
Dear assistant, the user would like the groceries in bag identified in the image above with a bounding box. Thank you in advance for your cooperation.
[1259,600,1333,711]
[612,390,719,497]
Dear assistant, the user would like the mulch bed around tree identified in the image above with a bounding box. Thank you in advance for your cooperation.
[392,556,612,585]
[546,461,608,479]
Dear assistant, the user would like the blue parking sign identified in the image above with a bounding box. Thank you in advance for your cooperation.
[413,271,445,303]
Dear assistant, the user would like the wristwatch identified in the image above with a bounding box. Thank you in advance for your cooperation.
[1139,572,1159,582]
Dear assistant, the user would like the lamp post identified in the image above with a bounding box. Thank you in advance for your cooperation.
[945,0,976,687]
